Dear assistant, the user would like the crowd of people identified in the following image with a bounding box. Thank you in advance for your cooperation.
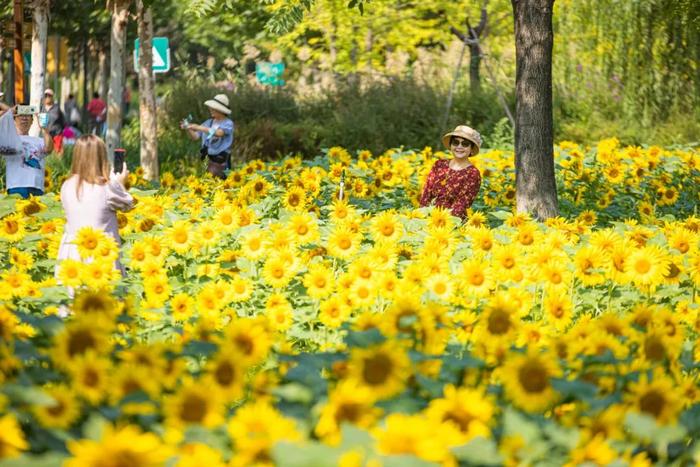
[1,89,483,299]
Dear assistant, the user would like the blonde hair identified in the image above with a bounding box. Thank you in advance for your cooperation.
[70,135,110,199]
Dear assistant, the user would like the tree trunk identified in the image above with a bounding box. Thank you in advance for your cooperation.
[82,40,89,122]
[137,0,158,181]
[512,0,558,220]
[468,43,481,94]
[29,0,49,137]
[106,0,130,163]
[98,45,109,105]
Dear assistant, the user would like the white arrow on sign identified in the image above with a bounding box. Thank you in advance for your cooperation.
[152,47,165,68]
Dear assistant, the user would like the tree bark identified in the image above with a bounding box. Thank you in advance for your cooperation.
[137,0,158,181]
[29,0,49,136]
[98,45,109,105]
[106,0,130,163]
[512,0,559,220]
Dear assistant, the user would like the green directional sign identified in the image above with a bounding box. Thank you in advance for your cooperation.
[256,62,285,86]
[134,37,170,73]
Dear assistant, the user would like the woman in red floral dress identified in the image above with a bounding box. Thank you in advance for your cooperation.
[420,125,482,220]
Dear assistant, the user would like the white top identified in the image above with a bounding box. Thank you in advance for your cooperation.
[5,135,47,190]
[56,175,135,275]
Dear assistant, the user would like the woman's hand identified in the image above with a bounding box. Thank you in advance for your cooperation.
[111,163,129,187]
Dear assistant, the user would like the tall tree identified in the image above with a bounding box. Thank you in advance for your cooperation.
[29,0,50,136]
[106,0,130,161]
[512,0,558,219]
[137,0,158,180]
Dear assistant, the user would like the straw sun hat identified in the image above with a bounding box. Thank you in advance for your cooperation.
[442,125,482,155]
[204,94,231,115]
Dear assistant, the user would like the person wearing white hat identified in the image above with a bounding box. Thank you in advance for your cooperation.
[419,124,483,220]
[181,93,234,179]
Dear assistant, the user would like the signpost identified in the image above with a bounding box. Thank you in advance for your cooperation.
[134,37,170,73]
[256,62,285,86]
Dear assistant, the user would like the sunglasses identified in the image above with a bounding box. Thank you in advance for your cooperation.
[450,138,472,148]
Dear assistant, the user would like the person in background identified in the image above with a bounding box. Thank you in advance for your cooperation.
[122,83,132,119]
[41,89,66,154]
[55,135,134,279]
[420,125,482,220]
[181,94,234,179]
[86,92,107,136]
[1,105,54,198]
[64,93,81,129]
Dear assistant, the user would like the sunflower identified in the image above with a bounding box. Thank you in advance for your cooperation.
[374,413,463,464]
[319,295,352,328]
[345,277,373,307]
[143,275,171,307]
[425,384,494,443]
[166,220,193,254]
[266,297,293,332]
[65,352,111,405]
[667,227,696,255]
[228,275,252,302]
[573,245,607,286]
[493,243,523,281]
[33,385,81,429]
[72,289,119,319]
[239,229,267,260]
[288,212,319,244]
[108,363,161,405]
[197,221,220,248]
[543,290,574,330]
[370,211,403,242]
[57,259,84,288]
[327,226,362,259]
[168,293,194,322]
[315,381,381,445]
[500,350,561,412]
[425,273,454,301]
[0,213,26,242]
[474,292,521,344]
[202,345,247,403]
[427,207,454,230]
[224,318,272,365]
[282,185,307,211]
[176,443,226,467]
[0,414,28,459]
[52,318,112,366]
[565,435,618,467]
[459,258,494,297]
[627,245,670,289]
[79,260,116,290]
[346,341,411,399]
[625,371,682,424]
[8,248,33,270]
[227,401,301,466]
[73,226,107,259]
[65,425,171,467]
[262,255,295,289]
[303,263,335,299]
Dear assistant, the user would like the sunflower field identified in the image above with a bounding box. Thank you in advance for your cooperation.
[1,139,700,466]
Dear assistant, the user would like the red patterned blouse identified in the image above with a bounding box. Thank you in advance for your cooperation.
[420,159,481,219]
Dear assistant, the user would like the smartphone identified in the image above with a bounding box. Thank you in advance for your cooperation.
[17,105,38,115]
[38,112,49,128]
[114,148,126,174]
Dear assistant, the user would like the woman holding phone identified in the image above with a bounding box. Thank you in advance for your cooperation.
[181,94,234,179]
[56,135,134,277]
[1,106,54,198]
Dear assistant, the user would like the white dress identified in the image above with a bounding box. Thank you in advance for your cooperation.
[56,175,134,275]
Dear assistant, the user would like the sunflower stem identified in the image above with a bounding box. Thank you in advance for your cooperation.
[607,283,615,312]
